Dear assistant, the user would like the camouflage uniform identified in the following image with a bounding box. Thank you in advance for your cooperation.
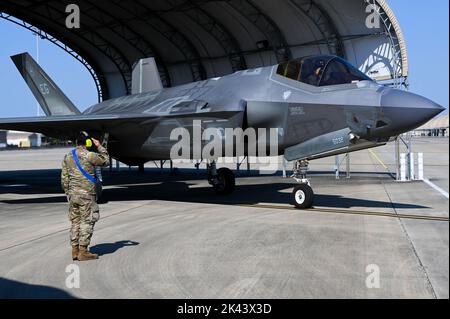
[61,145,109,248]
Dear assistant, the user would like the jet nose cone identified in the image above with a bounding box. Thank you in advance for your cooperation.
[380,89,445,136]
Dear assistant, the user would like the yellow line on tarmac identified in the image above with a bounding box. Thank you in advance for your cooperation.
[237,204,449,222]
[368,149,390,170]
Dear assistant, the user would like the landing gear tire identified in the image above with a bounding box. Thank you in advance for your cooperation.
[292,184,314,209]
[213,168,236,195]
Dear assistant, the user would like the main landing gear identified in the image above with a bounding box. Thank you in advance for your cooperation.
[291,160,314,209]
[207,161,236,195]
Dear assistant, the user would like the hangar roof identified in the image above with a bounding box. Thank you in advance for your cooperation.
[1,0,408,101]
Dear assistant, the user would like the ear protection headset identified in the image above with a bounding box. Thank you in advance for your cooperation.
[80,131,93,148]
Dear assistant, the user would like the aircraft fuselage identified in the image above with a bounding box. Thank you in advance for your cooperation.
[82,65,443,165]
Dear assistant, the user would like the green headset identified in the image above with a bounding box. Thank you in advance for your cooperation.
[80,131,93,148]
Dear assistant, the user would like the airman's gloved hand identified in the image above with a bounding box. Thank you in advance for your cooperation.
[92,138,101,148]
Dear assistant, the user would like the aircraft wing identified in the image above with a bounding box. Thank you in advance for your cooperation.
[0,114,161,139]
[0,109,245,139]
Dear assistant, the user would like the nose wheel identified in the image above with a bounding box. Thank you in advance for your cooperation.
[207,161,236,195]
[293,184,314,209]
[291,160,314,209]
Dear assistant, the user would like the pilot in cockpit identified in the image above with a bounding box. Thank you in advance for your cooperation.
[304,60,325,86]
[277,55,372,87]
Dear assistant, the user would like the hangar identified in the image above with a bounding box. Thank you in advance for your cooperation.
[414,115,449,137]
[0,0,408,103]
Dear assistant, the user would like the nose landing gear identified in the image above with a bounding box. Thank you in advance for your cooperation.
[207,161,236,195]
[291,160,314,209]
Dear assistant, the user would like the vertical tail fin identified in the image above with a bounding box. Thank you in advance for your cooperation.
[11,52,81,116]
[131,57,163,94]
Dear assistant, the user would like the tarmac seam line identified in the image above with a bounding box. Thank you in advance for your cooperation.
[237,204,448,222]
[369,151,438,299]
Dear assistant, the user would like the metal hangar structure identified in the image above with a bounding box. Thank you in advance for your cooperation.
[0,0,408,102]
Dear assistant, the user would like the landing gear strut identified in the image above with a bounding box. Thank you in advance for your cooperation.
[291,160,314,209]
[207,161,235,195]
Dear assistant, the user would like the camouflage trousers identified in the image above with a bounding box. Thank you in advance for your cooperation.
[69,195,99,247]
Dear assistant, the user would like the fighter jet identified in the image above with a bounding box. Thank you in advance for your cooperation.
[0,53,444,208]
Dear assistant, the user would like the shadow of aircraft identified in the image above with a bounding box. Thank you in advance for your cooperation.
[0,277,76,299]
[90,240,140,256]
[0,168,429,210]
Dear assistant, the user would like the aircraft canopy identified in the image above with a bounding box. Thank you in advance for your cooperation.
[276,55,372,87]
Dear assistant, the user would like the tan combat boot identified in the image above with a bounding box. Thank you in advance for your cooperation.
[72,246,79,261]
[78,246,99,261]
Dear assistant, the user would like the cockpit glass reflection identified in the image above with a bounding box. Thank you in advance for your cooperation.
[276,55,372,87]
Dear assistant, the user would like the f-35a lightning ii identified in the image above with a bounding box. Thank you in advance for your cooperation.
[0,53,444,208]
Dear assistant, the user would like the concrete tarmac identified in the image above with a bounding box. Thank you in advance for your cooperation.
[0,138,448,299]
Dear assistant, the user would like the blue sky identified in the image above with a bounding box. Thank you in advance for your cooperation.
[0,0,448,118]
[0,19,98,117]
[388,0,449,113]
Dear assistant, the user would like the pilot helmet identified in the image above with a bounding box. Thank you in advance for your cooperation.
[315,60,325,69]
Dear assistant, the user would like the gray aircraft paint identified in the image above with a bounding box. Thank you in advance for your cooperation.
[0,53,444,166]
[10,53,81,116]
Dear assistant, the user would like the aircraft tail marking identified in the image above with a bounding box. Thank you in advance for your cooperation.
[11,52,81,116]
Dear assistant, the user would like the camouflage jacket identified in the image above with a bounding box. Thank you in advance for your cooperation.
[61,145,110,197]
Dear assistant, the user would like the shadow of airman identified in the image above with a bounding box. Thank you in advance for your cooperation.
[89,240,139,257]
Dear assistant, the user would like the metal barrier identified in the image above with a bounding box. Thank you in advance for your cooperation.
[399,152,424,181]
